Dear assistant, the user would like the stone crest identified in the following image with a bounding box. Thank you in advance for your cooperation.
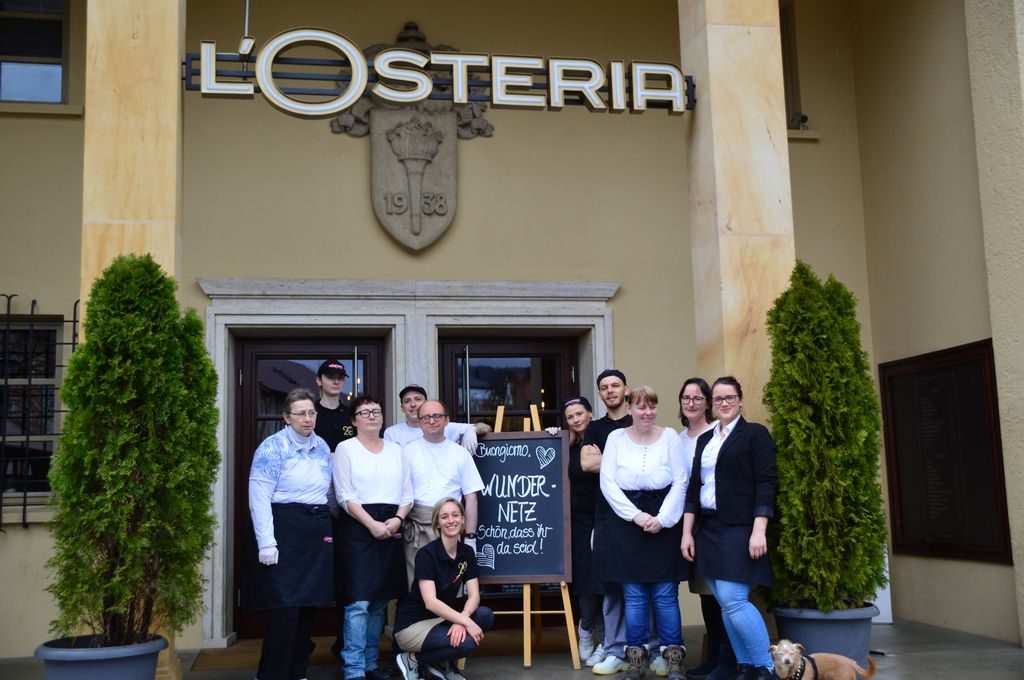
[331,22,493,251]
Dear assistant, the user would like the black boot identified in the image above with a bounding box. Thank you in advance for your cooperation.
[751,666,777,680]
[704,641,738,680]
[734,664,755,680]
[687,636,721,678]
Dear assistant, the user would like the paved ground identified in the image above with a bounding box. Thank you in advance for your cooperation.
[7,619,1024,679]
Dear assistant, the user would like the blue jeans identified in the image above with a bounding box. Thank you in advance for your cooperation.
[603,593,662,659]
[622,582,682,648]
[342,599,387,679]
[706,578,772,669]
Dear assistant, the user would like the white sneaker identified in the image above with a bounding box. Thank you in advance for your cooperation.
[593,654,630,675]
[650,654,668,677]
[579,634,596,661]
[586,643,608,667]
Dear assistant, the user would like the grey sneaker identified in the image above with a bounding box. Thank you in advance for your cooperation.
[580,634,597,661]
[624,645,648,680]
[442,661,467,680]
[587,643,608,667]
[396,651,420,680]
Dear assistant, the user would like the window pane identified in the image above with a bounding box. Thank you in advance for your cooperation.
[1,439,53,493]
[0,17,63,59]
[0,1,64,14]
[1,385,56,436]
[0,61,62,102]
[0,329,57,379]
[456,355,559,414]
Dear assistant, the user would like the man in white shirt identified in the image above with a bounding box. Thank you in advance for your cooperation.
[384,384,478,454]
[400,399,485,586]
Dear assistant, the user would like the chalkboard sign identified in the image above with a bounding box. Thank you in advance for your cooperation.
[879,339,1011,563]
[471,431,571,584]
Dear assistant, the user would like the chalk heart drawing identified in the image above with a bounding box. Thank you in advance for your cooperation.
[535,446,556,470]
[476,544,496,569]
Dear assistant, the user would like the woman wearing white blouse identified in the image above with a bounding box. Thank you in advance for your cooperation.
[334,395,413,680]
[599,386,689,680]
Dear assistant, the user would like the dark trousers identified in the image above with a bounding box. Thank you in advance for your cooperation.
[579,593,605,639]
[257,606,316,680]
[416,607,495,667]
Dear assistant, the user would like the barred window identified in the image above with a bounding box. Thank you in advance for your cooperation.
[1,304,74,526]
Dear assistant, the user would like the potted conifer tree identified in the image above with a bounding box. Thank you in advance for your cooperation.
[762,261,888,666]
[35,254,220,679]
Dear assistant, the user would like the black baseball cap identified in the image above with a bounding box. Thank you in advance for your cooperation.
[399,384,428,400]
[317,360,349,378]
[596,369,627,387]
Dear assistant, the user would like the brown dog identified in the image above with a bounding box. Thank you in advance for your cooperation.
[770,639,877,680]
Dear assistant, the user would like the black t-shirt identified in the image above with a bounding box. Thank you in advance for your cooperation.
[582,414,632,520]
[568,440,599,512]
[394,539,479,634]
[582,413,632,452]
[314,400,354,451]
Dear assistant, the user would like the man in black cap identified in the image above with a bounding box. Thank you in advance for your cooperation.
[383,383,478,454]
[314,359,355,452]
[314,359,357,666]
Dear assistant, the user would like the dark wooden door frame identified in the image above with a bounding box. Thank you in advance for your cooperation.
[233,337,383,639]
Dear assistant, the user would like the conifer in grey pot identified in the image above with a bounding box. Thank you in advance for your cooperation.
[763,261,888,665]
[37,254,219,679]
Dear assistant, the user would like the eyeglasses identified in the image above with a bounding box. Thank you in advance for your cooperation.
[712,394,740,405]
[355,408,383,418]
[680,396,706,404]
[288,410,318,418]
[418,413,448,423]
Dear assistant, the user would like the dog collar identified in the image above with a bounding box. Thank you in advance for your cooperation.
[789,656,807,680]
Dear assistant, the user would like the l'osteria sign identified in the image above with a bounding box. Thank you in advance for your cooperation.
[197,27,695,117]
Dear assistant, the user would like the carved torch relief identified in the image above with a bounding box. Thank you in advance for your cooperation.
[331,23,493,251]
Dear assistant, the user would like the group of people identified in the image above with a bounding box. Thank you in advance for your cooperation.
[248,359,778,680]
[248,361,493,680]
[563,370,777,680]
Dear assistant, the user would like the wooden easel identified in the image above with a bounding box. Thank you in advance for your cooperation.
[488,405,581,669]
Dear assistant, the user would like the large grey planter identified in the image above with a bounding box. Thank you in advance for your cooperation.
[35,635,168,680]
[772,604,879,666]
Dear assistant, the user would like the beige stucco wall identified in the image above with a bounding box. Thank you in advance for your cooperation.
[851,0,1019,643]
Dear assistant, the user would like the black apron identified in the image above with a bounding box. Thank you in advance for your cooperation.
[249,503,334,611]
[601,487,691,584]
[694,511,773,587]
[336,502,407,603]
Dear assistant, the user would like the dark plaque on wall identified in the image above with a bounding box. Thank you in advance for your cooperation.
[471,431,571,584]
[879,339,1012,563]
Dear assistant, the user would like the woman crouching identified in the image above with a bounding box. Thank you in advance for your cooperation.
[394,497,494,680]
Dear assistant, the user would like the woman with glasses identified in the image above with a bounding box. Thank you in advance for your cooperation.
[681,376,777,680]
[334,395,413,680]
[248,387,335,680]
[677,379,734,680]
[599,386,689,680]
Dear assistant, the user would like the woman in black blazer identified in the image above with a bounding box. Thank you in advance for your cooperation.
[680,376,777,680]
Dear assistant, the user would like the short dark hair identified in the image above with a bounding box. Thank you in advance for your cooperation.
[678,377,713,426]
[596,368,627,387]
[350,394,381,417]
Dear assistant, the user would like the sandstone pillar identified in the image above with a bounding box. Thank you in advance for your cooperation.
[81,0,184,319]
[678,0,796,420]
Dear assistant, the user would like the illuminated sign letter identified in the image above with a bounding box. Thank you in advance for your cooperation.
[608,61,628,112]
[548,58,606,110]
[491,56,547,108]
[631,62,685,113]
[200,41,254,95]
[255,28,368,117]
[430,52,490,104]
[373,48,432,103]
